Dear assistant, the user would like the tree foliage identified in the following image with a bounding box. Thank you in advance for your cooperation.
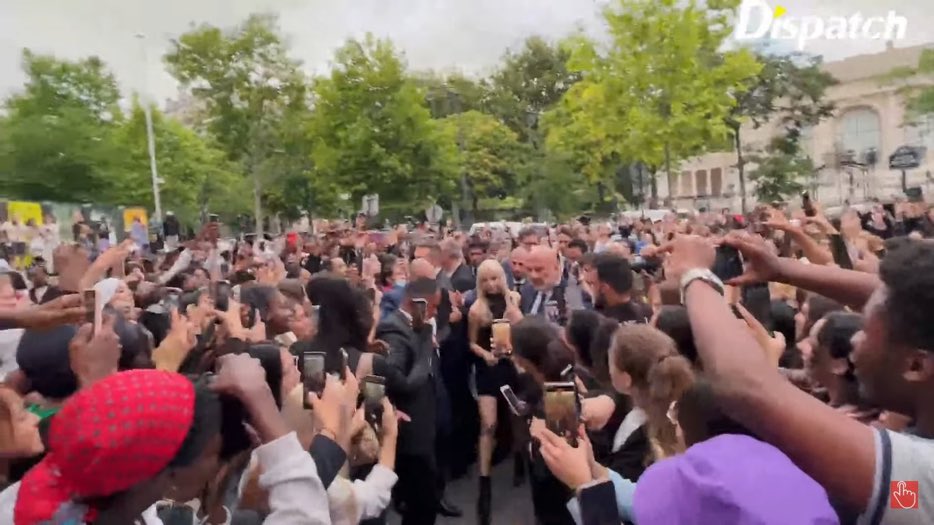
[546,0,761,201]
[439,111,529,209]
[307,35,457,211]
[748,135,810,202]
[728,51,836,210]
[0,50,128,202]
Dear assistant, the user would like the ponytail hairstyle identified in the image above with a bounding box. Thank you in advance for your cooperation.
[610,324,694,463]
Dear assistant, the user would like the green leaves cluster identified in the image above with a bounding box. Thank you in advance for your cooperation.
[0,2,841,224]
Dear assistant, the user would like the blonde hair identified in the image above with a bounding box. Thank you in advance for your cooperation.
[610,324,694,462]
[471,259,509,325]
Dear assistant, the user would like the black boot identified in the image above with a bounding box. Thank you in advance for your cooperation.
[513,452,527,487]
[477,476,492,525]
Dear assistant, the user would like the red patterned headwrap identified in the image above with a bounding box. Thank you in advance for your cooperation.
[14,369,196,525]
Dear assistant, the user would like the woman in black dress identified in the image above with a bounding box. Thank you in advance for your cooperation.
[467,259,522,525]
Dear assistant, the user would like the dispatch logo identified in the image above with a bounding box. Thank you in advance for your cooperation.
[735,0,908,50]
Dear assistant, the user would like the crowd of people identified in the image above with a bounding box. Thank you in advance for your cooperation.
[0,197,931,525]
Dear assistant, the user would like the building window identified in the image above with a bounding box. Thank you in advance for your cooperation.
[710,168,723,196]
[905,114,934,151]
[837,108,881,159]
[680,171,693,197]
[695,170,708,196]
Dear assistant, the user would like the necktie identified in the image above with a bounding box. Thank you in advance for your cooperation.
[531,291,545,314]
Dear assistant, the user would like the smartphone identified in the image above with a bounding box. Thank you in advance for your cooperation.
[829,234,854,270]
[543,382,580,447]
[500,385,528,417]
[802,192,816,217]
[82,288,102,335]
[712,245,744,282]
[339,348,349,381]
[412,298,428,320]
[310,305,320,330]
[301,352,326,409]
[213,280,231,312]
[544,300,560,324]
[491,320,511,357]
[362,375,386,432]
[164,288,182,312]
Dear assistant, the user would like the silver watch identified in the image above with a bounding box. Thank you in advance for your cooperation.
[679,268,725,303]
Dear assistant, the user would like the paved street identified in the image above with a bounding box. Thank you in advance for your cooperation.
[389,460,536,525]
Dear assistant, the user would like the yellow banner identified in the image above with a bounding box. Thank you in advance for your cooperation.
[123,207,148,231]
[7,201,43,226]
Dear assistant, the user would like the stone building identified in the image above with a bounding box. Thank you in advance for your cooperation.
[660,41,934,211]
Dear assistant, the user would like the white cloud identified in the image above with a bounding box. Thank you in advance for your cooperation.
[0,0,930,104]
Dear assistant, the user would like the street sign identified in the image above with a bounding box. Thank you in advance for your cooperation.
[426,204,443,224]
[362,194,379,216]
[889,146,925,170]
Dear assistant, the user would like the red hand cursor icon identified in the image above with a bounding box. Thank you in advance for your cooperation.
[890,481,919,510]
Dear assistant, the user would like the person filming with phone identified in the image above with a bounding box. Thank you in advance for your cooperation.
[376,278,443,525]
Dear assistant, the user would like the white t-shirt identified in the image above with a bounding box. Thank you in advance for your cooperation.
[859,428,934,524]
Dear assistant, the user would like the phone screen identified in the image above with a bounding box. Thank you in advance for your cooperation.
[802,193,816,217]
[544,300,560,324]
[413,299,428,320]
[712,245,744,282]
[164,290,181,312]
[82,288,101,334]
[543,382,580,447]
[500,385,527,417]
[213,281,231,312]
[491,320,511,357]
[339,348,349,381]
[302,352,326,409]
[829,234,854,270]
[310,305,320,330]
[363,375,386,431]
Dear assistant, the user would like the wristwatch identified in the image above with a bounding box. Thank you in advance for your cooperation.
[679,268,725,304]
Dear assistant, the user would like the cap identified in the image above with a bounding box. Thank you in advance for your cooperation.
[633,434,837,525]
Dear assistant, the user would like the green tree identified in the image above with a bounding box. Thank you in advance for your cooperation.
[728,52,836,211]
[164,14,310,232]
[0,50,130,203]
[116,101,250,225]
[546,0,761,205]
[748,135,811,203]
[439,110,529,214]
[307,35,457,212]
[418,73,489,119]
[888,49,934,118]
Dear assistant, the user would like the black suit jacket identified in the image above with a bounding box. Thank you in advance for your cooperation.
[376,311,439,456]
[519,282,569,325]
[449,263,475,294]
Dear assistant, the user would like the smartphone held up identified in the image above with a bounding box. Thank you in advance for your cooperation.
[82,288,103,335]
[301,352,326,409]
[363,375,386,433]
[543,382,580,447]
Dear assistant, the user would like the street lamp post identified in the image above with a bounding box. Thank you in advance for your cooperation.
[135,33,163,225]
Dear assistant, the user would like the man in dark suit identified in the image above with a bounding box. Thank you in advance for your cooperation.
[443,239,477,294]
[591,252,652,324]
[377,278,443,525]
[520,246,570,325]
[408,256,463,517]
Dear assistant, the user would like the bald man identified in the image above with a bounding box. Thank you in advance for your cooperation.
[519,246,567,321]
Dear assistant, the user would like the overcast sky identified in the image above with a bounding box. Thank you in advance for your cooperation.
[0,0,931,105]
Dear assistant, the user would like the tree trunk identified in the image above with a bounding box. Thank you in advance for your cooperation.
[252,169,263,236]
[734,128,748,214]
[664,143,673,208]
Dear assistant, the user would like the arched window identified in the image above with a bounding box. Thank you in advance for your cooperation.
[695,170,708,196]
[837,108,881,158]
[710,168,723,196]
